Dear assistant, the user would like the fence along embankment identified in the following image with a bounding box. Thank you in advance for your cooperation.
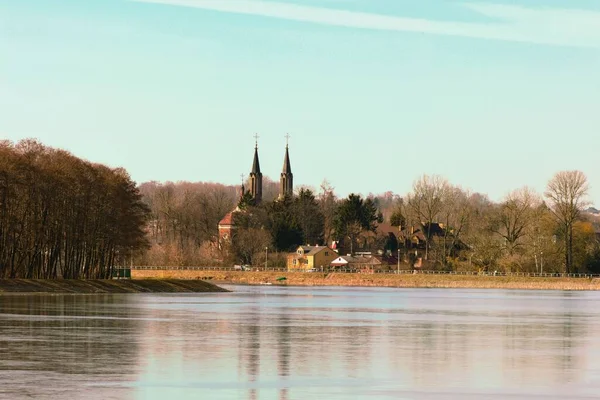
[131,268,600,291]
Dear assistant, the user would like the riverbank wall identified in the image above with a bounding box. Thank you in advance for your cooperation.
[0,279,228,293]
[132,269,600,291]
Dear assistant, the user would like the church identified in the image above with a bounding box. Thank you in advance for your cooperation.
[218,138,293,242]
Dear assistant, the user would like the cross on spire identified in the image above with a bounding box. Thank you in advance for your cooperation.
[253,133,259,149]
[285,133,291,148]
[239,173,246,198]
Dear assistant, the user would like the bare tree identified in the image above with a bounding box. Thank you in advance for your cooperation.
[138,181,238,266]
[407,175,449,260]
[232,228,272,266]
[439,186,474,266]
[492,187,542,256]
[545,171,590,273]
[318,179,337,246]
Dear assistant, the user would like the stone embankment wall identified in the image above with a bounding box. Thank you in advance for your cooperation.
[0,279,228,293]
[131,270,600,291]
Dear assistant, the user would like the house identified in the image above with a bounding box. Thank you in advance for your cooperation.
[398,226,428,250]
[330,254,397,274]
[330,255,377,270]
[336,223,399,257]
[287,245,338,271]
[330,255,353,269]
[396,223,469,267]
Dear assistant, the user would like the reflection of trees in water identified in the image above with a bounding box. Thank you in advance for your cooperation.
[498,315,583,385]
[384,300,587,389]
[558,291,579,383]
[340,324,373,377]
[494,293,585,386]
[246,320,260,400]
[235,308,377,399]
[10,291,587,398]
[276,314,291,400]
[234,308,261,400]
[0,295,141,383]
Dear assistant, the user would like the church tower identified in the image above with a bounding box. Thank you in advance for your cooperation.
[279,135,293,199]
[249,135,263,204]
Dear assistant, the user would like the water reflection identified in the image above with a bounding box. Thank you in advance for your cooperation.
[0,294,143,399]
[2,288,600,399]
[276,314,291,400]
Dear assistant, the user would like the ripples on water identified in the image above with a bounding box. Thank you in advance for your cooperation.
[1,286,600,399]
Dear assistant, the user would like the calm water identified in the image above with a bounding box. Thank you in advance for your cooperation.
[1,286,600,399]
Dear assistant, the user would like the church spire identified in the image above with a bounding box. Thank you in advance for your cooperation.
[279,134,293,199]
[251,144,261,174]
[282,136,292,175]
[249,134,263,204]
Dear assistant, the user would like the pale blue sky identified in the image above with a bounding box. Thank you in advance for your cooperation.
[1,0,599,204]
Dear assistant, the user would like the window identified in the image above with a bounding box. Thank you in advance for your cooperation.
[293,259,297,265]
[325,251,329,256]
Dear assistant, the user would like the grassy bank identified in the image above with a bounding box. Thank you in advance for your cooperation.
[0,279,228,293]
[132,269,600,291]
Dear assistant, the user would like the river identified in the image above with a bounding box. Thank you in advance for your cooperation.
[1,286,600,399]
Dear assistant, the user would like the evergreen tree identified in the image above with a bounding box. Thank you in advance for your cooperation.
[334,194,381,254]
[268,195,303,251]
[237,190,255,210]
[293,189,324,246]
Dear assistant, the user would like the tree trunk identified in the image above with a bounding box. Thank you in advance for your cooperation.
[564,225,570,274]
[568,225,574,274]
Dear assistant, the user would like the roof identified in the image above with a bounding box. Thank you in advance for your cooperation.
[251,146,261,174]
[332,255,353,263]
[300,245,321,255]
[375,255,399,265]
[294,245,334,256]
[357,223,399,241]
[218,211,236,226]
[376,223,399,236]
[331,255,381,265]
[282,146,292,174]
[399,228,427,242]
[423,222,446,236]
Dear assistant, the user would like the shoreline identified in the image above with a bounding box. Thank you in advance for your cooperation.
[132,270,600,291]
[4,272,600,293]
[0,279,228,294]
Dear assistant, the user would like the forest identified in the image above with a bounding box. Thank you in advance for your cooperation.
[2,139,599,277]
[0,140,149,279]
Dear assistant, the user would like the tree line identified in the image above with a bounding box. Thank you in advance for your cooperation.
[0,140,149,279]
[392,172,599,273]
[138,173,599,274]
[137,178,382,268]
[2,139,597,276]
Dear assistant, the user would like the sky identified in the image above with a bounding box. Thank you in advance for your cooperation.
[1,0,599,205]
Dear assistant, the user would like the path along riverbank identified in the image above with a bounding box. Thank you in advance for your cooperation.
[132,269,600,291]
[0,279,228,293]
